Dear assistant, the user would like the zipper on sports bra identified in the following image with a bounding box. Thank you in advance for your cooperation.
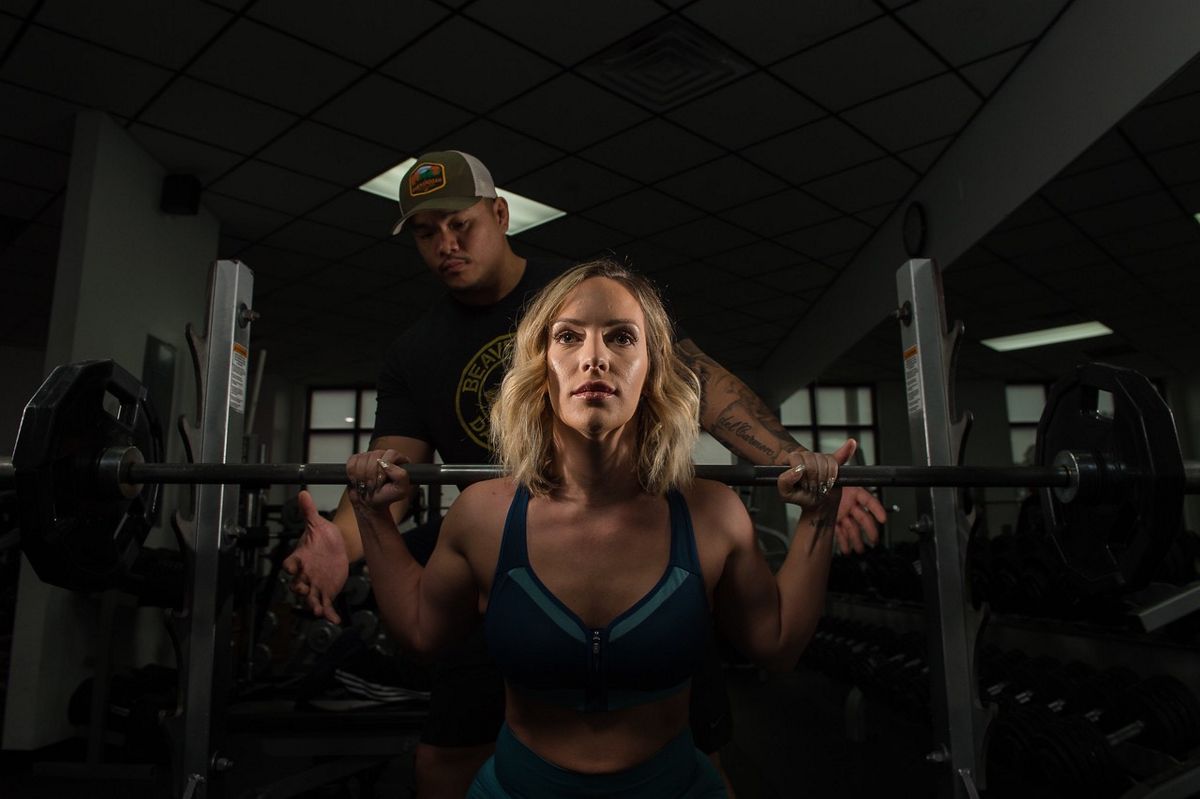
[588,628,603,711]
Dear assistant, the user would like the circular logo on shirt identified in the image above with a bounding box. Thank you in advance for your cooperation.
[456,333,514,449]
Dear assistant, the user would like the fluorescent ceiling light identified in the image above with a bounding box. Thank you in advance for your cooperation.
[982,321,1113,352]
[1194,212,1200,225]
[360,159,565,236]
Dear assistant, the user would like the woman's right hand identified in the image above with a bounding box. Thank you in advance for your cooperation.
[346,448,412,515]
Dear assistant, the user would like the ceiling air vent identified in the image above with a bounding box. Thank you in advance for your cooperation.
[579,18,755,111]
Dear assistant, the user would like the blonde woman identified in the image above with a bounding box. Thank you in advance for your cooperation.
[347,260,853,797]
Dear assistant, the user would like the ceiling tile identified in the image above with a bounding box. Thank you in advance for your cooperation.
[35,0,232,69]
[234,243,329,280]
[743,117,885,184]
[1121,91,1200,153]
[1098,217,1200,259]
[208,160,343,216]
[856,200,899,227]
[896,0,1069,66]
[261,218,375,260]
[609,240,694,273]
[202,193,293,241]
[1071,191,1183,239]
[489,73,650,151]
[422,119,561,185]
[140,77,299,154]
[1120,240,1200,275]
[258,121,401,187]
[1,26,171,118]
[1008,240,1109,274]
[649,216,758,259]
[248,0,449,66]
[994,195,1060,231]
[983,217,1084,258]
[305,190,397,239]
[1057,129,1137,177]
[344,239,424,276]
[0,180,55,220]
[777,217,873,258]
[896,136,953,174]
[465,0,665,65]
[313,74,473,153]
[666,72,824,151]
[1040,160,1161,213]
[187,18,364,115]
[0,82,83,151]
[0,139,69,191]
[657,156,789,213]
[654,261,732,298]
[704,240,808,278]
[803,157,917,213]
[512,214,629,259]
[959,46,1028,97]
[503,157,638,214]
[757,261,837,294]
[581,119,724,183]
[127,124,244,185]
[1146,141,1200,187]
[722,189,841,238]
[382,16,559,114]
[708,278,780,308]
[583,188,706,238]
[683,0,882,65]
[771,16,946,111]
[841,73,980,152]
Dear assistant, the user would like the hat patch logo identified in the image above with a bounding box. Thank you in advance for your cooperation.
[409,162,446,197]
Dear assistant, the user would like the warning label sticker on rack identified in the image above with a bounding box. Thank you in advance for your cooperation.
[230,343,248,414]
[903,345,922,416]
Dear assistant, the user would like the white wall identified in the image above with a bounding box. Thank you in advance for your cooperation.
[4,110,218,749]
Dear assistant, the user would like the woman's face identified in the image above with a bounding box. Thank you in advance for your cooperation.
[545,277,650,440]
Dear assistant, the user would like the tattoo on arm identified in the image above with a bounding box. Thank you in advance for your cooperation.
[678,340,805,465]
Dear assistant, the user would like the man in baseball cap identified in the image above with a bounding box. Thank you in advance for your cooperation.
[392,150,499,234]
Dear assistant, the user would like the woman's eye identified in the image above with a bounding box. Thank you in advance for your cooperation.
[554,330,578,344]
[612,330,636,346]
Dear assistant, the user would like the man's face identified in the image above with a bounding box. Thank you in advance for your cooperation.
[407,198,510,293]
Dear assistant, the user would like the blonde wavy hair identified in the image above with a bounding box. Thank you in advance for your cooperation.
[489,260,700,496]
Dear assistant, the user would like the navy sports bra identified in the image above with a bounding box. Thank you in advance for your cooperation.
[484,486,711,712]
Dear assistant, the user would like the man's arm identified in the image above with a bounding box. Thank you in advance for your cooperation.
[677,338,886,553]
[283,434,433,621]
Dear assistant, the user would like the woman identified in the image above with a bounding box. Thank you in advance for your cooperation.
[347,260,853,797]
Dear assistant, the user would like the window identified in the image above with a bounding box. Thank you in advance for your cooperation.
[778,384,879,531]
[304,387,377,511]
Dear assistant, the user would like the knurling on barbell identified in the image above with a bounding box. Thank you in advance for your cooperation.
[4,359,1198,594]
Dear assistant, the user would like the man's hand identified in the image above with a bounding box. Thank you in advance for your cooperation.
[282,490,351,624]
[834,487,887,555]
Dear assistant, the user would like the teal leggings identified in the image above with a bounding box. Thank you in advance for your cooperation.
[467,724,728,798]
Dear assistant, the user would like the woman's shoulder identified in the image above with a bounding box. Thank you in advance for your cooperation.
[680,478,749,520]
[454,477,520,513]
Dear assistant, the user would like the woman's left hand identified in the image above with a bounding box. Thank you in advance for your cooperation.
[346,448,412,514]
[777,439,857,512]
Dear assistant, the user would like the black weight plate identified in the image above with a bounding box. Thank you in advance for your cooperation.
[1037,363,1184,592]
[13,360,162,591]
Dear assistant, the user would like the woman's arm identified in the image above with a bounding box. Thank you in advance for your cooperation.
[347,448,483,656]
[711,441,852,671]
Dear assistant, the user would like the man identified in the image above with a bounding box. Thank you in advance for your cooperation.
[284,150,886,797]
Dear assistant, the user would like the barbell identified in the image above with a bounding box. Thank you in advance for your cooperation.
[2,359,1197,595]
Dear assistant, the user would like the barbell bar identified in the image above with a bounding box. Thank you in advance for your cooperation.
[4,451,1198,493]
[4,359,1198,596]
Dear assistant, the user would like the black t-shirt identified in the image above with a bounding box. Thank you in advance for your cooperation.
[373,258,567,463]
